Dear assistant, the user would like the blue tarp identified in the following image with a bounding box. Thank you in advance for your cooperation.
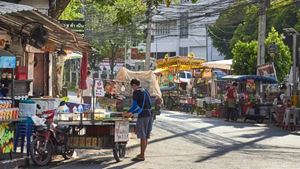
[221,75,277,84]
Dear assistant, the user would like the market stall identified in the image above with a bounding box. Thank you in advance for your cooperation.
[221,75,278,123]
[52,67,162,163]
[155,56,205,113]
[0,52,21,163]
[56,102,135,162]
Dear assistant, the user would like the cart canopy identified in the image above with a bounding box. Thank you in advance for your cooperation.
[221,75,277,84]
[202,59,232,70]
[115,67,162,99]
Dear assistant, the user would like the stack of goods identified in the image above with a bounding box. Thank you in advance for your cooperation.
[58,102,91,121]
[0,99,19,121]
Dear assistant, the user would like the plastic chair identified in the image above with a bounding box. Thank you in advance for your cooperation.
[14,117,33,157]
[283,108,297,131]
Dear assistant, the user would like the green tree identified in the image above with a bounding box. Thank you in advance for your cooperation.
[265,27,291,82]
[210,0,299,59]
[59,0,83,20]
[208,0,251,59]
[232,40,258,75]
[232,28,291,82]
[85,0,146,78]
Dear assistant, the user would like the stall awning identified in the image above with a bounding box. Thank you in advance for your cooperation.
[221,75,277,84]
[64,51,82,61]
[0,1,91,51]
[202,59,232,70]
[153,68,167,74]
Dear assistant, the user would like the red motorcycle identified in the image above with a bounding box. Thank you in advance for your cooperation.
[30,109,74,166]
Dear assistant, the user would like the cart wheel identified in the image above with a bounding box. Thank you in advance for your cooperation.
[113,143,126,162]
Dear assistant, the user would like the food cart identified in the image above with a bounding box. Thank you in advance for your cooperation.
[56,67,162,162]
[155,56,205,112]
[57,107,136,162]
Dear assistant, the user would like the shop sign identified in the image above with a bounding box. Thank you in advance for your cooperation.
[114,121,129,142]
[0,124,14,154]
[0,56,16,68]
[59,20,85,34]
[257,63,277,80]
[94,79,105,97]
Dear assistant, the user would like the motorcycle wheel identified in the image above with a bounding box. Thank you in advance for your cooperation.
[30,137,53,166]
[113,143,126,162]
[62,147,75,160]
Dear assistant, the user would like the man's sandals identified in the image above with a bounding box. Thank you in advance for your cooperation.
[131,155,145,162]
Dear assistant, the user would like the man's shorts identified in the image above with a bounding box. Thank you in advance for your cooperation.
[136,116,153,139]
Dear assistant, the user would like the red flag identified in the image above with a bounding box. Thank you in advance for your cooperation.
[79,51,88,89]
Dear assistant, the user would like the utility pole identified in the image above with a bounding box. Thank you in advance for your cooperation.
[145,1,152,71]
[293,33,297,88]
[257,0,269,72]
[205,24,209,61]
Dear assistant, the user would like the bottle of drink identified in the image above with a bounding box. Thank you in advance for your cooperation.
[78,105,83,114]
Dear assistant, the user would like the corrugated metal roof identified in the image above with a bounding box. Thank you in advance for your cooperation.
[0,1,91,51]
[0,1,34,15]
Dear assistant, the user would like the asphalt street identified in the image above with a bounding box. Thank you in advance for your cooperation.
[26,110,300,169]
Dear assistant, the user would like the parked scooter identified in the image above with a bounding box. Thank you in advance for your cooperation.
[30,102,74,166]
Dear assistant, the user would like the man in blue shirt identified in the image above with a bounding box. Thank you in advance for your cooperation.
[123,79,153,161]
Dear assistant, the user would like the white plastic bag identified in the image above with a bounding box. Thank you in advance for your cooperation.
[31,115,46,126]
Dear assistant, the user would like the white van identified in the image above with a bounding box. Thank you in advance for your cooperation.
[177,71,193,84]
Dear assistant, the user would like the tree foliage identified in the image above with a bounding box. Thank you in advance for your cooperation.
[208,0,251,59]
[209,0,299,59]
[232,41,258,75]
[232,28,291,82]
[265,27,291,82]
[85,0,146,78]
[59,0,83,20]
[60,0,199,77]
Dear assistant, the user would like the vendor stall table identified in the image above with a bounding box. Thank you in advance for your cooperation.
[57,115,136,162]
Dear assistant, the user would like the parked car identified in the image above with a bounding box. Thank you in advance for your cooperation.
[176,71,193,84]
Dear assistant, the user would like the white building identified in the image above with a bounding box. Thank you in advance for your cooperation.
[151,0,229,61]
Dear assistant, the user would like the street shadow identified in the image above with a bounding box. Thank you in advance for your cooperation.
[152,114,294,164]
[166,114,198,120]
[103,160,142,169]
[154,120,241,148]
[163,110,266,129]
[194,127,290,163]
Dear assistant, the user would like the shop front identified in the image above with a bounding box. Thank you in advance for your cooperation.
[0,1,91,168]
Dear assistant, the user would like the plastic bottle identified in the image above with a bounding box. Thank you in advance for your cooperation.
[78,105,83,114]
[73,106,78,113]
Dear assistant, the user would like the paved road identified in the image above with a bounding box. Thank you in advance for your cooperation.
[27,111,300,169]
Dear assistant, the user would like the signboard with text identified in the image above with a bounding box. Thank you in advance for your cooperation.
[114,121,129,142]
[59,20,85,34]
[257,63,277,80]
[94,79,105,97]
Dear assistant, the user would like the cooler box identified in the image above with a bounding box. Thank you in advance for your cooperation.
[19,100,36,117]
